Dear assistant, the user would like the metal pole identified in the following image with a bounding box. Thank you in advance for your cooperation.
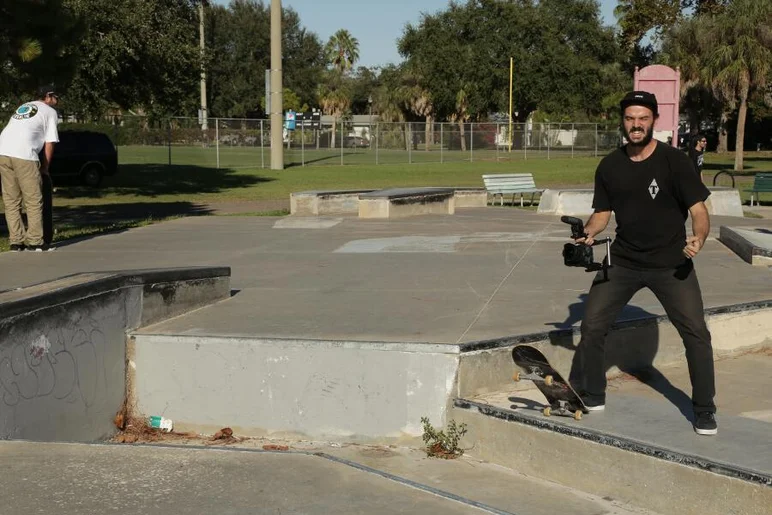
[571,123,575,159]
[508,57,513,153]
[301,122,305,166]
[547,122,550,160]
[340,122,343,165]
[496,122,500,162]
[440,123,444,164]
[270,0,283,170]
[470,122,474,162]
[216,118,220,168]
[376,122,379,165]
[595,123,598,158]
[260,119,265,168]
[199,1,208,132]
[408,123,412,164]
[168,121,172,166]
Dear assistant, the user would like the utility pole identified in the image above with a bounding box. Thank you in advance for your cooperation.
[270,0,284,170]
[199,1,208,132]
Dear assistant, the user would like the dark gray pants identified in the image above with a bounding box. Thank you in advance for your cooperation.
[576,261,716,414]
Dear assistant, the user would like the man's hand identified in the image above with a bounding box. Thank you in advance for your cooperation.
[575,234,595,246]
[683,236,704,259]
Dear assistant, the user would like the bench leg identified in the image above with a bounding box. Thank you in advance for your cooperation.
[520,195,524,207]
[750,194,754,207]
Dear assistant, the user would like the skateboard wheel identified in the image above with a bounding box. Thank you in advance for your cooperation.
[574,410,582,421]
[543,407,551,417]
[512,372,521,382]
[544,375,553,386]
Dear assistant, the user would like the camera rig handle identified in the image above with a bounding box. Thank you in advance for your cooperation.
[586,237,612,272]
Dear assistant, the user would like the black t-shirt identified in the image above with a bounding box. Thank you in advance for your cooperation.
[592,141,711,270]
[688,147,704,174]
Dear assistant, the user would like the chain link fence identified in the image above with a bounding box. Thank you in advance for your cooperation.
[44,116,622,169]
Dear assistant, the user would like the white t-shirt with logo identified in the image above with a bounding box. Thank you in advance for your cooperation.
[0,101,59,161]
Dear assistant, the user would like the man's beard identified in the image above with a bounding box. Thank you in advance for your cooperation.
[623,125,654,148]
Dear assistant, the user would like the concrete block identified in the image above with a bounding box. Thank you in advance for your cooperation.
[358,188,455,219]
[453,188,488,208]
[705,187,744,217]
[132,335,460,443]
[719,226,772,266]
[536,189,594,216]
[290,190,375,216]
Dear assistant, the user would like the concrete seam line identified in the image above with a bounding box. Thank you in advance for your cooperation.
[316,452,518,515]
[455,221,557,344]
[74,442,516,514]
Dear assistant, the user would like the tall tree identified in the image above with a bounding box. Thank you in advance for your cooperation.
[325,29,359,75]
[702,0,772,171]
[63,0,201,118]
[0,0,80,104]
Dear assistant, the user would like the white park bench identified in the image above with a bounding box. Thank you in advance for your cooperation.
[482,173,544,206]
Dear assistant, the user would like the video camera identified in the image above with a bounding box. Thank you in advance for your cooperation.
[560,216,612,272]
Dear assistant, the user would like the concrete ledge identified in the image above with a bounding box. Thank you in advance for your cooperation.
[0,266,231,442]
[537,187,745,217]
[130,335,459,443]
[719,226,772,266]
[358,188,455,219]
[290,190,375,216]
[452,399,772,515]
[457,300,772,397]
[705,187,744,217]
[536,188,594,216]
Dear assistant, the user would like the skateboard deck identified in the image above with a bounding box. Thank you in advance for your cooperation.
[42,173,53,245]
[511,344,587,419]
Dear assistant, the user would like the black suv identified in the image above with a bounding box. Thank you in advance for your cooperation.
[48,130,118,187]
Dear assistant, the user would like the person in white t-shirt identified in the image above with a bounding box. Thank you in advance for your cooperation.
[0,84,60,251]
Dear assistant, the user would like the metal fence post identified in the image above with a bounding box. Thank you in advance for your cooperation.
[216,118,220,169]
[440,123,444,164]
[547,122,550,160]
[340,121,344,166]
[571,123,575,159]
[496,122,500,162]
[408,122,412,165]
[167,120,172,166]
[470,122,474,163]
[595,123,598,158]
[376,123,379,165]
[301,122,305,167]
[260,120,265,169]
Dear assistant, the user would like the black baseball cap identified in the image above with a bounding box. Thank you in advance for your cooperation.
[36,84,59,98]
[620,91,658,116]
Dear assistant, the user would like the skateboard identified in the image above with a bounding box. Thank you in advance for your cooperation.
[511,344,588,420]
[42,173,53,245]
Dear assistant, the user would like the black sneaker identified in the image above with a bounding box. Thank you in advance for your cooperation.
[694,412,718,435]
[9,244,25,252]
[26,244,55,252]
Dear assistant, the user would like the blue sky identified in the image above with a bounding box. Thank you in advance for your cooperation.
[213,0,619,68]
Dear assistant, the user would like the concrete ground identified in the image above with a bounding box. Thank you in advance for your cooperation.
[0,440,658,515]
[1,206,770,513]
[1,208,771,344]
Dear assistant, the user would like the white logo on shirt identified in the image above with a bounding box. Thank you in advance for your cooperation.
[12,103,38,120]
[649,178,659,199]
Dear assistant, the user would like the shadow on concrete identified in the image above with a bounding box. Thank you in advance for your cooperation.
[50,164,272,198]
[546,293,694,423]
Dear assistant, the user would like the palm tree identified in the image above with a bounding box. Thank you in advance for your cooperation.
[325,29,359,75]
[318,73,351,149]
[702,0,772,171]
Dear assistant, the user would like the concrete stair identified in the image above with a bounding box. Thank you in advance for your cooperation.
[452,354,772,515]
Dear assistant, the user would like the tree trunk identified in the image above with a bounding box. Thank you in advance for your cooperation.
[717,110,729,154]
[331,119,337,148]
[459,120,466,152]
[734,94,748,172]
[425,115,432,151]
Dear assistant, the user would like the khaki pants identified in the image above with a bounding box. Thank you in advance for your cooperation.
[0,155,44,246]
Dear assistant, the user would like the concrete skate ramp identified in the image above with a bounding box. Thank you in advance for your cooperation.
[0,267,230,442]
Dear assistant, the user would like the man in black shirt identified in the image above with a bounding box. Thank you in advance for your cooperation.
[572,91,717,435]
[688,133,707,183]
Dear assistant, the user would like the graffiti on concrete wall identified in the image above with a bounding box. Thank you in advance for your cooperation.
[0,315,108,409]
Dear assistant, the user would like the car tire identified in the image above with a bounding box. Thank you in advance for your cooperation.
[80,163,104,187]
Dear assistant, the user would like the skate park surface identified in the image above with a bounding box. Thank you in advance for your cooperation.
[1,206,770,514]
